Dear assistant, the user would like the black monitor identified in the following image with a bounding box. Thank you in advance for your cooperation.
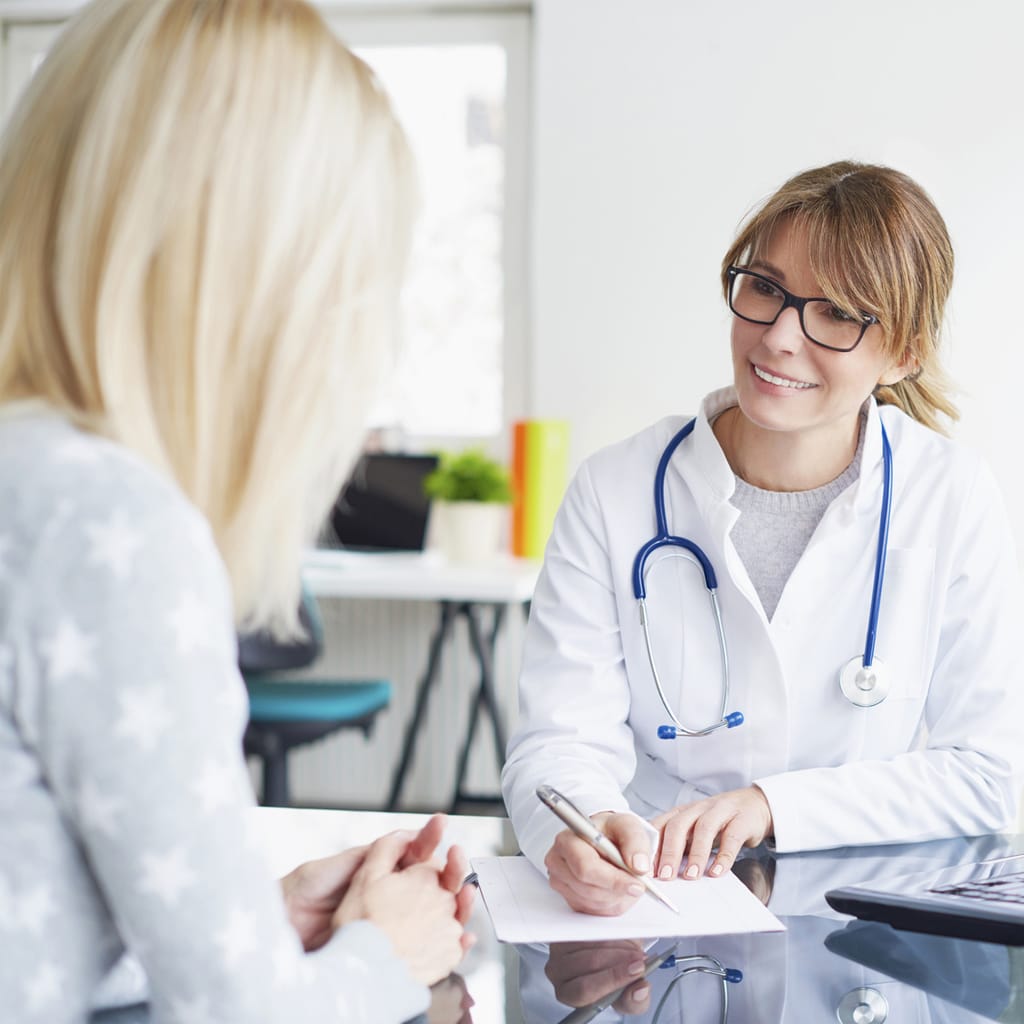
[324,453,438,552]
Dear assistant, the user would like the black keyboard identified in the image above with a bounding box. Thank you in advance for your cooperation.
[930,870,1024,905]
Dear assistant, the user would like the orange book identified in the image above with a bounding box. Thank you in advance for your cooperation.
[511,420,569,558]
[511,421,528,556]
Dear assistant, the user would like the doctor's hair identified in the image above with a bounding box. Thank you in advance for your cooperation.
[721,160,957,434]
[0,0,416,635]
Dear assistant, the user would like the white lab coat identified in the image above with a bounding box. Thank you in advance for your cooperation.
[502,387,1024,869]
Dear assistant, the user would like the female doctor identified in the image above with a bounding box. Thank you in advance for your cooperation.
[501,160,1024,917]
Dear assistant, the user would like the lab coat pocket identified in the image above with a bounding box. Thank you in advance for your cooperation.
[874,546,935,701]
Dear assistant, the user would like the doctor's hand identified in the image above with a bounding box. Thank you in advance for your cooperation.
[545,940,654,1015]
[545,812,654,916]
[652,785,773,882]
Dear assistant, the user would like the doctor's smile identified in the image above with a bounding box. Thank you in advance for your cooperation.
[750,364,816,390]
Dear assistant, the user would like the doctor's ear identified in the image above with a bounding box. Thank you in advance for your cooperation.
[877,349,921,388]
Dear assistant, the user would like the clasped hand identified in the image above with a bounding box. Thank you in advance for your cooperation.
[280,813,474,986]
[545,787,772,916]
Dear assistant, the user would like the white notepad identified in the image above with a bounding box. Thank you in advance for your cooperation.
[471,856,784,943]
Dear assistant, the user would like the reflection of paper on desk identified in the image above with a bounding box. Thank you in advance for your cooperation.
[472,856,785,943]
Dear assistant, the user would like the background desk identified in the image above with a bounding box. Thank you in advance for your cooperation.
[303,550,539,812]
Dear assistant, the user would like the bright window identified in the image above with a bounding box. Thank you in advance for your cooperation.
[1,5,530,442]
[358,43,508,437]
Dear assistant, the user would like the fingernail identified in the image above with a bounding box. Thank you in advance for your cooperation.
[632,853,650,874]
[709,864,723,877]
[627,883,644,897]
[627,959,645,976]
[659,866,673,880]
[632,984,650,1001]
[685,864,699,879]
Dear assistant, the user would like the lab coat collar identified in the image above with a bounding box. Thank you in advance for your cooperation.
[844,396,888,517]
[685,386,889,517]
[688,386,740,500]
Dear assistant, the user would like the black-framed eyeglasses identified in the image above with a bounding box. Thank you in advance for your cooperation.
[726,266,879,352]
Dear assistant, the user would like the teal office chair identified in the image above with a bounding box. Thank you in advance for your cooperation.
[240,587,391,807]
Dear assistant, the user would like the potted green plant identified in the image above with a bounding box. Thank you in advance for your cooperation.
[424,449,513,563]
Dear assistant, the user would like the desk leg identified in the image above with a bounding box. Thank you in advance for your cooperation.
[450,603,508,813]
[386,601,456,811]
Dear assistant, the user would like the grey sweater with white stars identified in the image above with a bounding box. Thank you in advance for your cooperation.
[0,406,427,1024]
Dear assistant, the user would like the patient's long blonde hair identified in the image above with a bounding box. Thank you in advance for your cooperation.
[0,0,416,633]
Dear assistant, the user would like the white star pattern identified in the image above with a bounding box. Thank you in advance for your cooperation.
[24,961,63,1014]
[114,685,172,753]
[78,781,124,840]
[169,592,214,655]
[216,908,258,969]
[168,995,221,1024]
[0,877,54,938]
[138,845,197,909]
[40,617,97,683]
[192,758,239,816]
[16,883,57,937]
[86,513,145,580]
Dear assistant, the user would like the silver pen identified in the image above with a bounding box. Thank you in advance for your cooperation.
[537,784,680,914]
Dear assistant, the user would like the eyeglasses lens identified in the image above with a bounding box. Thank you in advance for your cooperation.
[729,270,864,351]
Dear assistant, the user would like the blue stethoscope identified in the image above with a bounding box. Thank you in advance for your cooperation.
[632,416,894,739]
[652,952,742,1024]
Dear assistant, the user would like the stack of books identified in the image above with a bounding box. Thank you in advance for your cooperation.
[511,419,569,559]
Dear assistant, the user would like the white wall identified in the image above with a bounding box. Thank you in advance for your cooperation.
[530,0,1024,548]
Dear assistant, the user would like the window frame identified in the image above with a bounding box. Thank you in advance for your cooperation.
[0,1,532,447]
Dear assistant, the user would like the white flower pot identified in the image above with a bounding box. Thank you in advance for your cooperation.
[432,500,506,564]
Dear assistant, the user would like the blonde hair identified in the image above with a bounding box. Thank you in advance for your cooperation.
[0,0,416,633]
[721,161,957,433]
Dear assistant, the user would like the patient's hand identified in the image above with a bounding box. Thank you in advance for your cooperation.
[281,813,474,955]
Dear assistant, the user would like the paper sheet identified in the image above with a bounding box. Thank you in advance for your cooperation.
[471,856,785,943]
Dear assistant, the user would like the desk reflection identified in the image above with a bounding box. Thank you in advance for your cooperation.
[515,835,1024,1023]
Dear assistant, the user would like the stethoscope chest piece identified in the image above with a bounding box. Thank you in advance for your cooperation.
[839,655,889,708]
[836,986,888,1024]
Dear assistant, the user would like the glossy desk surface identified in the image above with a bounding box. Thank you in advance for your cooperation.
[91,810,1024,1023]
